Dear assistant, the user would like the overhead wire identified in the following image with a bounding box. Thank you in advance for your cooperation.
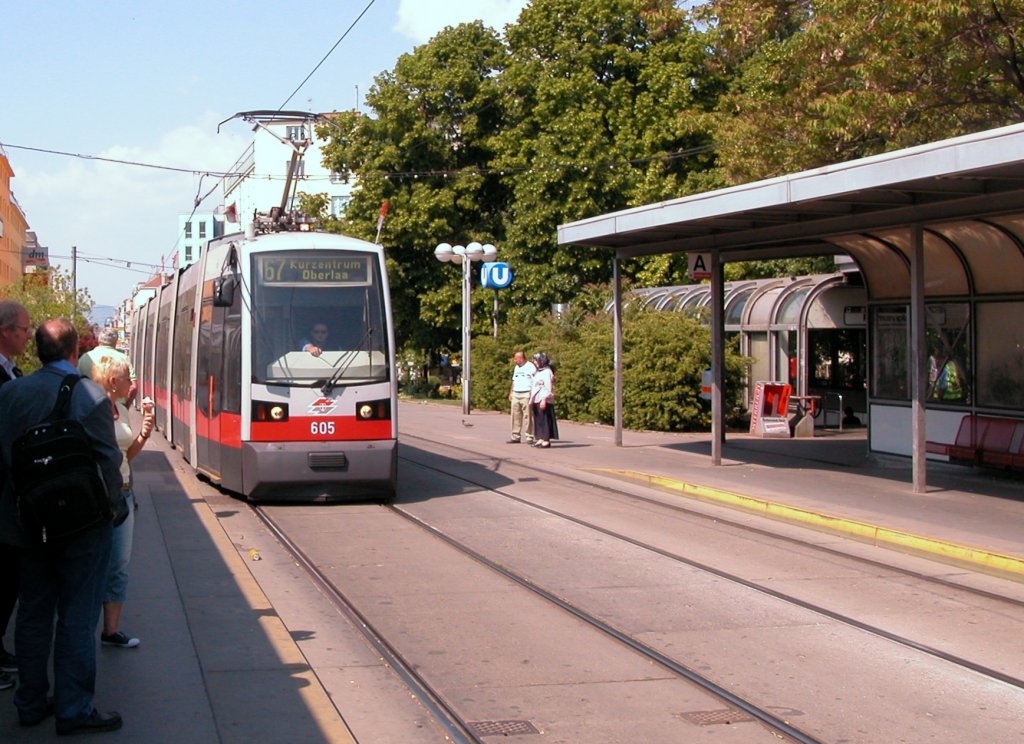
[2,2,386,289]
[159,0,381,270]
[0,142,242,178]
[278,0,379,111]
[0,140,713,184]
[4,0,710,285]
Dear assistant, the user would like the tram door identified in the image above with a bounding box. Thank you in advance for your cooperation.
[195,296,224,480]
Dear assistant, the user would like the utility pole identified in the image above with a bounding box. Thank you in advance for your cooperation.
[71,245,77,298]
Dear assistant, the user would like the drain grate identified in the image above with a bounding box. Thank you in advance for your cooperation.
[467,720,541,737]
[677,708,755,726]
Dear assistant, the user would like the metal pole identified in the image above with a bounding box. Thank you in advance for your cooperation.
[71,245,77,298]
[493,290,499,339]
[711,251,724,465]
[462,257,472,415]
[613,256,623,447]
[910,223,927,493]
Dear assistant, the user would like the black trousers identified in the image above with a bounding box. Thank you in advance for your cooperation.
[0,542,18,646]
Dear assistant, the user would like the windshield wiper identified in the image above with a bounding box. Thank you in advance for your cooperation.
[319,327,375,396]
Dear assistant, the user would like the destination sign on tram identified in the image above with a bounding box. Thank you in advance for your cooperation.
[258,255,370,285]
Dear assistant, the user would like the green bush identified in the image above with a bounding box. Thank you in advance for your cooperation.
[468,309,748,432]
[400,374,443,398]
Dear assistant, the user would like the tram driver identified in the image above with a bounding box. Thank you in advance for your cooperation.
[300,322,330,358]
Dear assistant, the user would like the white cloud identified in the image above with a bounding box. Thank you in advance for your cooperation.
[15,115,248,306]
[394,0,529,43]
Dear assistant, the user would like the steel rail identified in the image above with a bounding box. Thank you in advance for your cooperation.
[398,435,1024,607]
[386,502,825,744]
[399,445,1024,692]
[250,504,486,744]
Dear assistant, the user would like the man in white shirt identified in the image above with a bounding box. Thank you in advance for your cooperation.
[79,328,137,406]
[507,351,536,444]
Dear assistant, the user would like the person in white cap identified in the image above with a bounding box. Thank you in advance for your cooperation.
[79,328,137,406]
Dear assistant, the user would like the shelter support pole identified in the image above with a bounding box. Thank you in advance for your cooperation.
[613,255,623,446]
[710,251,724,465]
[910,223,927,493]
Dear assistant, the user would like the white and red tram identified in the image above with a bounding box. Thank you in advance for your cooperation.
[130,225,397,501]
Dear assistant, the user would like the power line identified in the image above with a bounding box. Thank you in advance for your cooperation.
[52,254,160,276]
[278,0,379,110]
[1,139,713,183]
[0,142,243,177]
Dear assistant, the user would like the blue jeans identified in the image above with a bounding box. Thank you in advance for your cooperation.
[104,491,135,603]
[15,523,113,724]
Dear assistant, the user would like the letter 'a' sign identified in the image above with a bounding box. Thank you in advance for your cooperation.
[688,252,712,280]
[480,262,513,289]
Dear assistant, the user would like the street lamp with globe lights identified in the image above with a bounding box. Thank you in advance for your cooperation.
[434,241,498,414]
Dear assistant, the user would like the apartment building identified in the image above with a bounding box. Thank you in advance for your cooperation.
[0,145,29,288]
[176,212,224,270]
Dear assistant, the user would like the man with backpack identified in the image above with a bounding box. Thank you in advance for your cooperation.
[0,318,125,734]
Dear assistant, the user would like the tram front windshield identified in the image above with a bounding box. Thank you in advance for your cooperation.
[251,250,389,386]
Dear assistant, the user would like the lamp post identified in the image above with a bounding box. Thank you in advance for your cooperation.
[434,241,498,414]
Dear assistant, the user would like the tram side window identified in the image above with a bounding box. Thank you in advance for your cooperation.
[173,299,192,401]
[196,303,213,416]
[222,303,242,414]
[155,314,171,387]
[926,302,971,405]
[976,302,1022,409]
[871,306,909,400]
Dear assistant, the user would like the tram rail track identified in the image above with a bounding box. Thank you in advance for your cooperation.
[251,499,824,744]
[235,440,1022,743]
[383,502,824,744]
[400,432,1024,608]
[397,439,1024,693]
[250,503,487,744]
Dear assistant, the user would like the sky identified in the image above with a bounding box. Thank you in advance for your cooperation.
[3,0,530,311]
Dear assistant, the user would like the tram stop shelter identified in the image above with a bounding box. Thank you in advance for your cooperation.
[613,273,870,427]
[558,123,1024,493]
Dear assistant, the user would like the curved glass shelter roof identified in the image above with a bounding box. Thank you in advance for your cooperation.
[615,274,850,330]
[560,124,1024,301]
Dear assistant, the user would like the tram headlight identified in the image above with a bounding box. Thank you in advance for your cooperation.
[252,400,289,422]
[356,398,391,421]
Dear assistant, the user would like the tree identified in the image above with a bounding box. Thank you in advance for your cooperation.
[0,269,94,374]
[495,0,716,312]
[318,22,510,356]
[319,2,728,352]
[703,0,1024,182]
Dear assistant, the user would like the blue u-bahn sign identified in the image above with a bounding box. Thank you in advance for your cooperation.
[480,261,513,289]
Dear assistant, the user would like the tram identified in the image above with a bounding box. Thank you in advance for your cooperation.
[130,220,397,501]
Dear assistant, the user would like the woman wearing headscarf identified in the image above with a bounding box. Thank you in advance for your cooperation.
[529,352,556,448]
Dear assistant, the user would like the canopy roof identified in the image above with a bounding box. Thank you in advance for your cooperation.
[559,124,1024,300]
[619,272,854,328]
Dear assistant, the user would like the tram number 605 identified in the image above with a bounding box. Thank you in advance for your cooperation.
[310,421,336,436]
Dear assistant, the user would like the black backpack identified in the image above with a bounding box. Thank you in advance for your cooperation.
[11,375,114,543]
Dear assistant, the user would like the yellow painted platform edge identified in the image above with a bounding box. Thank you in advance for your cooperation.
[593,468,1024,578]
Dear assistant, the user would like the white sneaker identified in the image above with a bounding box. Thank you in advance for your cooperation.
[101,631,140,649]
